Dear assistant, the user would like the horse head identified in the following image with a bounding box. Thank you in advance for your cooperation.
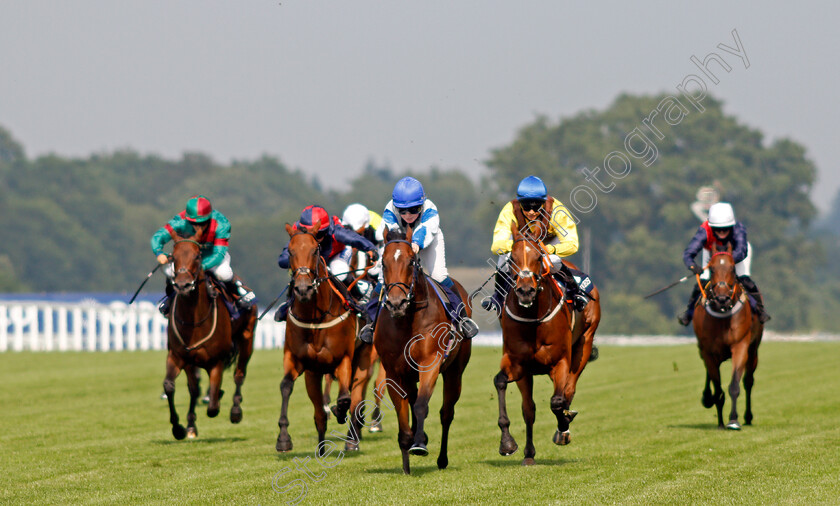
[509,223,548,308]
[381,227,419,318]
[171,231,203,296]
[707,243,738,312]
[286,219,324,303]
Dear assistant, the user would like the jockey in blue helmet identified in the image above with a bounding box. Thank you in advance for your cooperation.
[358,176,479,343]
[483,175,590,314]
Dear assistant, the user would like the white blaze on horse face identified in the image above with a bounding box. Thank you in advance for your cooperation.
[719,258,726,265]
[394,249,402,262]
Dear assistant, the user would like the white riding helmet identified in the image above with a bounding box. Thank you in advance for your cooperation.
[341,203,370,231]
[708,202,736,228]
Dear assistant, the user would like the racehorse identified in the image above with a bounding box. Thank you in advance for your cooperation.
[495,224,600,465]
[162,230,257,440]
[322,247,387,433]
[374,228,472,475]
[692,243,763,430]
[275,221,366,453]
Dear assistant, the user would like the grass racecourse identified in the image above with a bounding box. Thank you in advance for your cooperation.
[1,341,839,505]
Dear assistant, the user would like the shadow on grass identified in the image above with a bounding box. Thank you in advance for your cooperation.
[480,457,575,467]
[152,436,248,444]
[364,464,449,477]
[667,423,725,431]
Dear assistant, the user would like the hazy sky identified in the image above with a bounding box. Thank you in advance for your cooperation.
[1,1,838,210]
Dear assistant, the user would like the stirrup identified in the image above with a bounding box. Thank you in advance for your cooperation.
[457,317,479,340]
[237,290,256,309]
[677,310,692,326]
[158,298,172,316]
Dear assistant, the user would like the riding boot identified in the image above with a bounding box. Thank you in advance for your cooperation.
[274,291,294,322]
[439,276,479,340]
[739,276,771,323]
[359,284,382,344]
[556,264,588,312]
[225,279,256,309]
[481,272,509,312]
[678,284,703,326]
[158,279,175,316]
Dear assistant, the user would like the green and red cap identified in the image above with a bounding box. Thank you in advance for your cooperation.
[185,195,213,223]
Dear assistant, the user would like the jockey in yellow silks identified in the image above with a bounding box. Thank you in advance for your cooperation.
[484,175,589,313]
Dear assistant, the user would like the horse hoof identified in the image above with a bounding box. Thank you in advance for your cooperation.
[726,421,741,431]
[187,427,198,439]
[437,455,449,470]
[230,406,243,424]
[172,424,187,440]
[499,440,518,456]
[409,444,428,456]
[276,436,293,453]
[331,398,351,424]
[344,441,359,452]
[207,407,220,418]
[552,429,571,445]
[368,422,383,433]
[522,458,536,466]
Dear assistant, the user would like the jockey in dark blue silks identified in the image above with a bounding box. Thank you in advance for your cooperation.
[678,202,771,325]
[358,176,479,344]
[274,205,378,322]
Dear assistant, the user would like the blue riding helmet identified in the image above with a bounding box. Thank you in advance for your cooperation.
[516,175,547,200]
[392,177,426,208]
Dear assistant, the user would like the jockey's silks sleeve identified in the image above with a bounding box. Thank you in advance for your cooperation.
[382,200,441,250]
[149,210,230,271]
[491,199,579,256]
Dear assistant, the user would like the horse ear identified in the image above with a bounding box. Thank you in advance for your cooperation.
[405,224,413,244]
[384,228,397,242]
[311,219,322,234]
[727,242,733,254]
[510,223,522,241]
[285,223,296,236]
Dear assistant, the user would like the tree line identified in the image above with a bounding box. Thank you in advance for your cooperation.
[1,93,837,334]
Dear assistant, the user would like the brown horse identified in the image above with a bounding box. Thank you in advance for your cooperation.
[323,247,387,433]
[495,224,600,465]
[275,221,366,453]
[692,244,763,430]
[374,228,472,475]
[163,231,257,440]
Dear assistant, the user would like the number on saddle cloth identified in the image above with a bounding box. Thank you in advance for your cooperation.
[557,267,595,297]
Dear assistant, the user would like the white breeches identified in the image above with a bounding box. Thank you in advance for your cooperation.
[700,242,751,280]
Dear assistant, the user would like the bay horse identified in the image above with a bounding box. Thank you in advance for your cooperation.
[692,243,763,430]
[275,221,366,453]
[374,228,472,475]
[495,224,600,465]
[163,231,257,440]
[323,247,387,433]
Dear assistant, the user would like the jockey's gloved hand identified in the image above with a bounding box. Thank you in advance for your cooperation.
[366,249,379,262]
[157,253,169,265]
[688,263,703,275]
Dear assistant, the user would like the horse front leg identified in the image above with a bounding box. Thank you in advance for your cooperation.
[410,364,441,457]
[206,362,225,418]
[330,354,353,425]
[276,350,300,452]
[495,358,519,456]
[347,343,377,450]
[726,341,750,430]
[437,363,465,470]
[550,359,575,446]
[184,364,200,438]
[517,374,537,465]
[702,355,726,429]
[304,370,329,452]
[744,339,760,425]
[387,377,413,475]
[370,363,387,433]
[163,352,187,440]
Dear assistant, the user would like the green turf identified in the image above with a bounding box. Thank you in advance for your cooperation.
[1,342,839,505]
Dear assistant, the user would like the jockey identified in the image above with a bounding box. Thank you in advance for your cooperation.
[358,176,479,343]
[150,195,256,316]
[274,205,378,322]
[340,203,384,301]
[678,202,771,325]
[484,175,589,313]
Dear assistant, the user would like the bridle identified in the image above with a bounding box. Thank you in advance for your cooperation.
[290,240,328,291]
[172,239,203,293]
[505,237,565,324]
[169,238,218,350]
[705,251,740,312]
[382,239,421,303]
[509,238,552,301]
